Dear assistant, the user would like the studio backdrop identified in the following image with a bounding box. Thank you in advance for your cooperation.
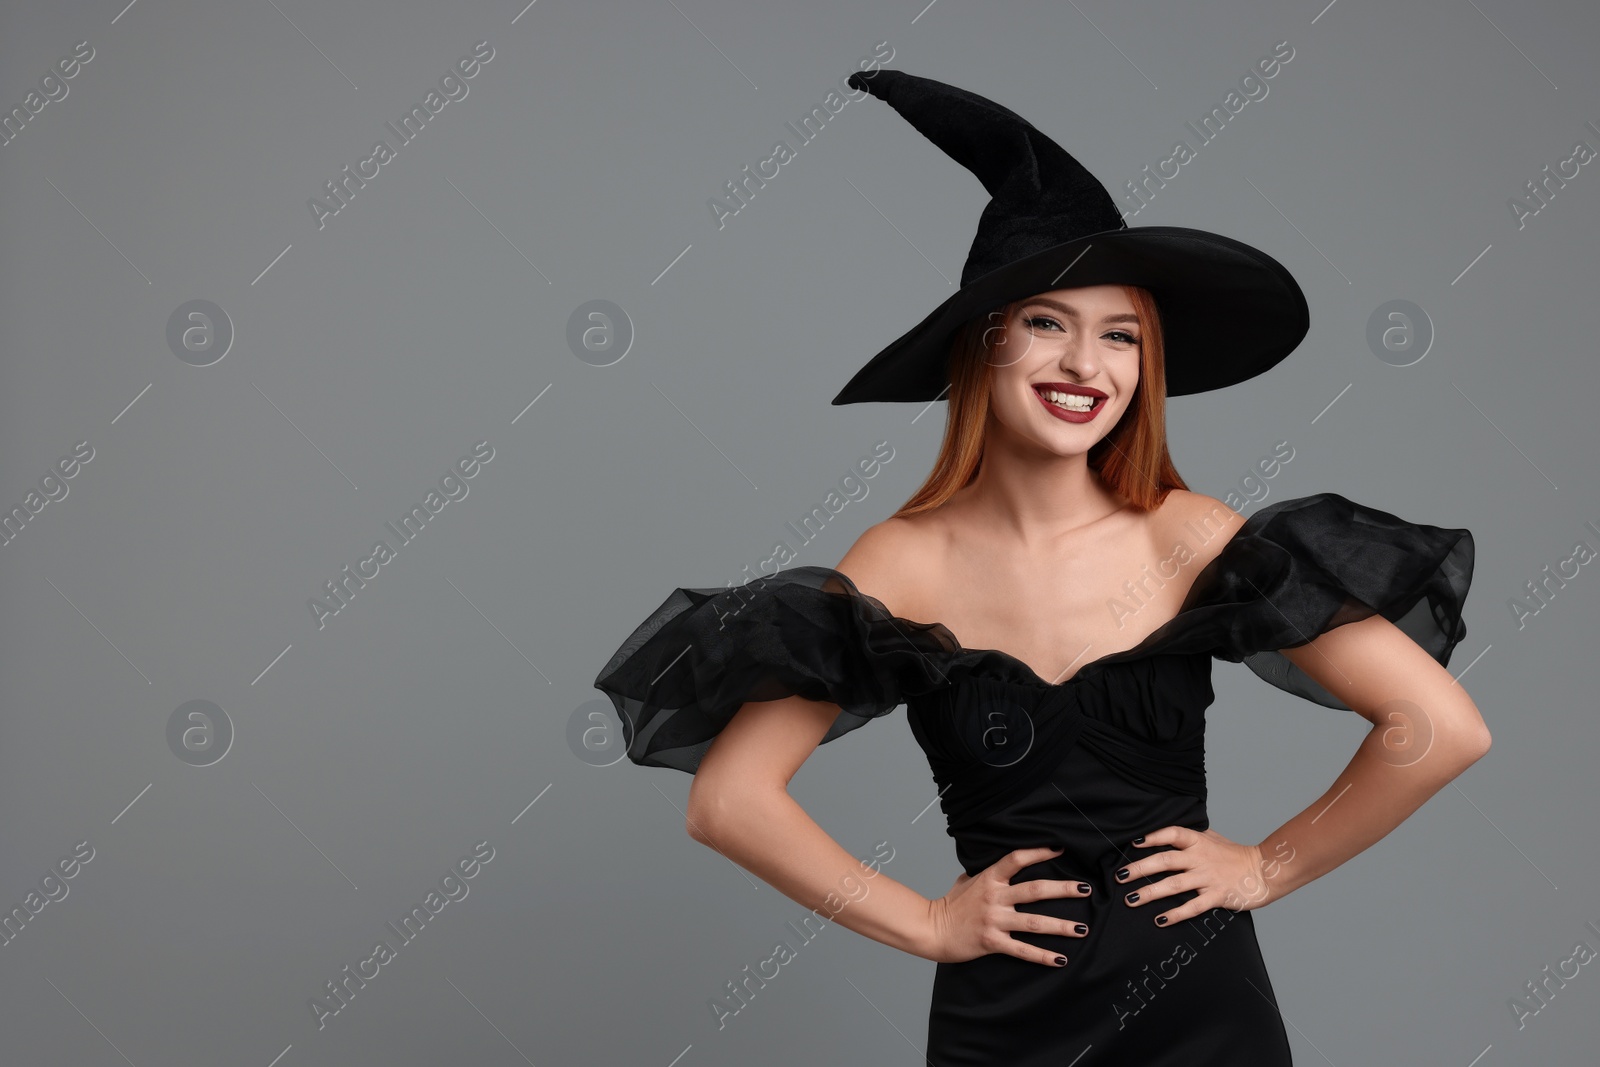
[1,1,1596,1064]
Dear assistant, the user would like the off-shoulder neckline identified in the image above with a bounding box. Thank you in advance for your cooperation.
[811,502,1267,689]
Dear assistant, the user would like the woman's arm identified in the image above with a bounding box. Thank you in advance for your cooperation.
[1116,611,1491,923]
[688,692,1093,968]
[686,692,941,958]
[1249,611,1492,903]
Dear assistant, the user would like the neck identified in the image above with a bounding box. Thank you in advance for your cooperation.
[956,421,1127,547]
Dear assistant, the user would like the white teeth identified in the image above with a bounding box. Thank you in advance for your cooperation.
[1038,389,1098,412]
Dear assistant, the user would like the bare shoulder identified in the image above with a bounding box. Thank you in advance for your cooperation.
[834,514,944,617]
[1149,488,1248,573]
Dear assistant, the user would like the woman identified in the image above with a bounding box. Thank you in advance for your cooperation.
[595,70,1488,1066]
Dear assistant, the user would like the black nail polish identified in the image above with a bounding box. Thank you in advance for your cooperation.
[1156,915,1168,926]
[1132,835,1146,846]
[1126,892,1140,903]
[1115,867,1129,880]
[1078,882,1091,894]
[1074,923,1087,935]
[1054,955,1067,966]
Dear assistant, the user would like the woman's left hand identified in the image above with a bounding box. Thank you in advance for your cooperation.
[1115,826,1278,926]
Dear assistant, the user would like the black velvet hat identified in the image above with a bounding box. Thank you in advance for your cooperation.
[832,69,1310,405]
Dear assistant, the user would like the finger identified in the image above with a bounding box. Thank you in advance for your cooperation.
[1150,892,1241,928]
[1132,825,1203,851]
[1002,904,1090,940]
[1124,870,1201,905]
[982,928,1075,968]
[1114,850,1187,885]
[996,846,1065,879]
[1121,873,1201,909]
[1008,877,1094,904]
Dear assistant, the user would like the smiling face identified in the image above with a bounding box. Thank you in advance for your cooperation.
[982,284,1144,457]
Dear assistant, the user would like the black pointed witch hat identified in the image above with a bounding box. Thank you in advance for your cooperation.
[832,69,1310,405]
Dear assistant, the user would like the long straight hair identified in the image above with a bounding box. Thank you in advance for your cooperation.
[890,286,1187,518]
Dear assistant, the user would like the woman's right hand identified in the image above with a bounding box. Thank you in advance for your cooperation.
[923,846,1091,966]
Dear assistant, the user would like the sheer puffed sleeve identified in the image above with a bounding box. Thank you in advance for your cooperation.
[1184,492,1475,709]
[593,566,957,773]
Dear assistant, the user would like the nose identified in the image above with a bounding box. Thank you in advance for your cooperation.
[1056,338,1100,380]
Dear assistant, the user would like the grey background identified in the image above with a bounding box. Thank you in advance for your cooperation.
[1,0,1596,1064]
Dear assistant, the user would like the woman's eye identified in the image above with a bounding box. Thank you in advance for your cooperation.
[1106,330,1140,345]
[1024,315,1062,331]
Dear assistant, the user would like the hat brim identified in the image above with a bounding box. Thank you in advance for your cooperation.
[830,226,1310,404]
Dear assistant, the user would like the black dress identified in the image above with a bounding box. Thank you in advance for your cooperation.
[593,492,1474,1066]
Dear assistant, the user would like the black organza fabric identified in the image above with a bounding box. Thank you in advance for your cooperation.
[593,491,1473,774]
[592,491,1475,1065]
[591,565,960,774]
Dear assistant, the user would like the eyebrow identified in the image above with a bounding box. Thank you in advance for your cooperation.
[1022,296,1141,325]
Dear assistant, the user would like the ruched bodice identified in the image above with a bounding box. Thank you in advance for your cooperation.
[594,492,1475,1065]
